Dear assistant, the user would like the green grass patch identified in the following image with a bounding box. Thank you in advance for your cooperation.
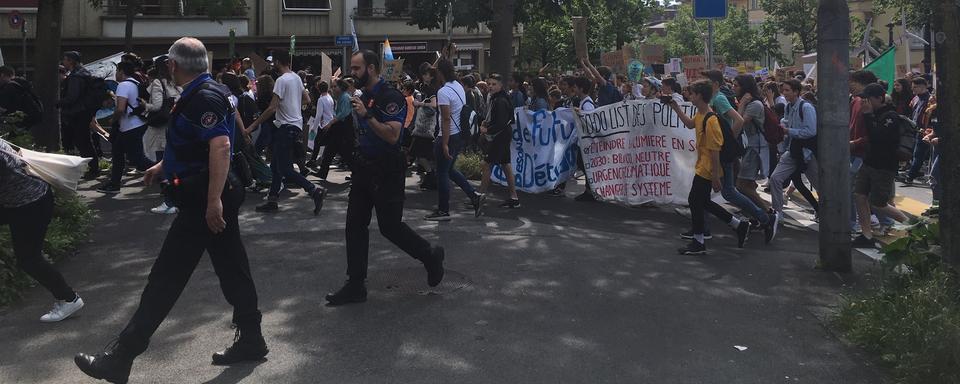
[834,223,960,384]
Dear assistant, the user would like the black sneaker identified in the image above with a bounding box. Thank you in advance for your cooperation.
[424,210,451,221]
[499,199,521,209]
[764,214,778,244]
[680,230,713,240]
[549,187,564,197]
[325,281,368,306]
[83,169,101,181]
[75,341,134,384]
[255,201,279,213]
[678,240,707,255]
[574,191,596,202]
[749,220,763,233]
[851,234,876,248]
[96,183,121,194]
[211,329,268,365]
[424,246,445,287]
[310,187,328,216]
[736,221,750,248]
[472,193,486,218]
[900,177,915,186]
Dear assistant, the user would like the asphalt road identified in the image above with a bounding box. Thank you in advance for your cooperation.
[0,169,889,384]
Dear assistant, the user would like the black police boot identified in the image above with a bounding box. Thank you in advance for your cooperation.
[75,340,135,384]
[325,281,368,306]
[309,187,327,216]
[423,246,445,287]
[212,328,268,365]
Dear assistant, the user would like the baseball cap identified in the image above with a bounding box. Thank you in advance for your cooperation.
[860,83,886,99]
[643,77,662,92]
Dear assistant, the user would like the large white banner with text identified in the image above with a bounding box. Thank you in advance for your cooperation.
[491,108,579,193]
[576,100,699,206]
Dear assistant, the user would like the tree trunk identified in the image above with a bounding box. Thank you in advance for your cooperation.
[488,0,515,79]
[124,0,140,52]
[33,0,64,151]
[815,0,852,272]
[932,1,959,266]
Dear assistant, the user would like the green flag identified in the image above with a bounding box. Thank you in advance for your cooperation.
[863,46,896,93]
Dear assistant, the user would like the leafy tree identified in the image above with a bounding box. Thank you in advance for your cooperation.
[759,0,818,55]
[653,4,705,59]
[714,5,764,64]
[872,0,934,29]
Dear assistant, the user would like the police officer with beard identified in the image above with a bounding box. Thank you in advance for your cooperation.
[75,38,267,383]
[325,50,446,306]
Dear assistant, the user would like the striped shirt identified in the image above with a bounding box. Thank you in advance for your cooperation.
[0,139,49,208]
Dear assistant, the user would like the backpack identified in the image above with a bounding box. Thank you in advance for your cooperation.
[761,103,785,145]
[702,112,745,163]
[445,84,478,137]
[883,110,918,161]
[788,100,818,161]
[83,76,110,112]
[9,78,43,126]
[122,78,150,112]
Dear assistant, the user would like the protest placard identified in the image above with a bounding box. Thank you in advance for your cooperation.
[682,55,706,80]
[640,44,665,64]
[627,60,645,82]
[382,59,405,82]
[491,108,580,193]
[723,66,739,79]
[667,58,682,74]
[321,53,332,84]
[575,100,698,205]
[572,17,588,59]
[601,46,634,74]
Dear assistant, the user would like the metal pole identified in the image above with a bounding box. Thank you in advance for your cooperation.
[816,0,852,272]
[707,19,714,68]
[22,21,27,79]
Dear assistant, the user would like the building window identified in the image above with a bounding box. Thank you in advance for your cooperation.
[283,0,332,11]
[750,0,759,10]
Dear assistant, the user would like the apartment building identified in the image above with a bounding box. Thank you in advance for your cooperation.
[0,0,518,75]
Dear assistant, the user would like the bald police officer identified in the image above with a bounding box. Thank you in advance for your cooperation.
[325,50,445,306]
[76,37,267,383]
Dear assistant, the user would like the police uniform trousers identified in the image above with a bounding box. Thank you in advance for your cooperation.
[346,151,432,282]
[117,174,261,356]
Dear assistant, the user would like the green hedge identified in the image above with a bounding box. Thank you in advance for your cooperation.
[834,223,960,384]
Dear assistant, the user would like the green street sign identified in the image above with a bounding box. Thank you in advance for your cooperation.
[290,35,296,54]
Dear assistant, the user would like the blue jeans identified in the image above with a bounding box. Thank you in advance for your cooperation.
[907,134,930,179]
[931,148,941,200]
[268,124,315,198]
[435,132,477,212]
[721,162,768,224]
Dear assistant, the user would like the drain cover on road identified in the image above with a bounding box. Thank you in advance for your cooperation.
[368,267,471,296]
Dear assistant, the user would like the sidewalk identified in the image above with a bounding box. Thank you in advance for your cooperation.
[0,170,889,383]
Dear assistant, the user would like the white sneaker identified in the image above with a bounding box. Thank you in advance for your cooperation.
[40,296,84,322]
[150,202,179,214]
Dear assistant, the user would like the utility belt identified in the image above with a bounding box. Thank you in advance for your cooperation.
[168,168,243,211]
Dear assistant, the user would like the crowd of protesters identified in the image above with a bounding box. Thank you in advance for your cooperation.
[0,41,944,329]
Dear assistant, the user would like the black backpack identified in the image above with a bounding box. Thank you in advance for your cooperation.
[702,112,745,163]
[788,100,818,161]
[83,76,110,112]
[9,78,43,126]
[445,84,477,137]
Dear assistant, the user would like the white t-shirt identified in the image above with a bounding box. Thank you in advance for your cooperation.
[116,79,146,132]
[579,95,596,112]
[273,72,305,128]
[437,80,466,135]
[311,93,335,131]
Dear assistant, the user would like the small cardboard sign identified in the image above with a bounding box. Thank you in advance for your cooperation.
[682,55,706,80]
[572,17,588,59]
[321,53,332,85]
[723,66,739,79]
[667,58,682,74]
[627,60,645,82]
[382,59,405,82]
[601,46,634,74]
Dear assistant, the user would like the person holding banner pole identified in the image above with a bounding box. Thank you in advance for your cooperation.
[478,73,519,208]
[666,80,751,255]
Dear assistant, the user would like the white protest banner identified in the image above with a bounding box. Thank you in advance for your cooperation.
[575,100,699,206]
[491,108,579,193]
[723,66,739,79]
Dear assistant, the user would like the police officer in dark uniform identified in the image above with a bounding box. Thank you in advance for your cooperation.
[325,50,445,306]
[76,37,267,384]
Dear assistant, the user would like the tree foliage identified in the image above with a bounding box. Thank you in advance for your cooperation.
[872,0,934,29]
[759,0,818,55]
[650,4,780,65]
[648,4,704,59]
[714,6,764,64]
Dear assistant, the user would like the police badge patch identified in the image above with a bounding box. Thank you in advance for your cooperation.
[385,102,400,115]
[200,112,219,128]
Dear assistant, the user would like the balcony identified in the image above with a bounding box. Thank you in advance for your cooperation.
[100,1,248,38]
